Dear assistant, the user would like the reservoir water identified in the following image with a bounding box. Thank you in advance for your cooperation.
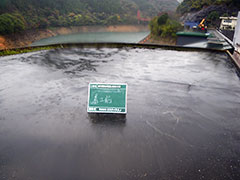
[31,31,149,46]
[0,47,240,179]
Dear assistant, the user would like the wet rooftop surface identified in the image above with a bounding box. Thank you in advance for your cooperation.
[0,48,240,180]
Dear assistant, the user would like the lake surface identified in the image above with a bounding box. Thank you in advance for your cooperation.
[0,47,240,179]
[31,31,149,46]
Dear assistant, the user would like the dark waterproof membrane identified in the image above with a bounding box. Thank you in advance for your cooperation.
[0,48,240,179]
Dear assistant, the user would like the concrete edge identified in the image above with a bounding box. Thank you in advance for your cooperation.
[226,50,240,71]
[0,42,227,55]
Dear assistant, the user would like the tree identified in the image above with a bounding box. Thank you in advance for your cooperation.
[150,15,183,38]
[157,13,168,25]
[0,13,26,34]
[161,19,182,38]
[207,11,220,27]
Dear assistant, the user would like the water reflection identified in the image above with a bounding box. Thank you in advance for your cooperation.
[18,48,123,75]
[88,113,127,125]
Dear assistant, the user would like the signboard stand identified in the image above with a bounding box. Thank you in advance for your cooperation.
[87,83,128,114]
[88,113,127,123]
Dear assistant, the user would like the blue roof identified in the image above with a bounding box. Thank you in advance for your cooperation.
[184,21,199,28]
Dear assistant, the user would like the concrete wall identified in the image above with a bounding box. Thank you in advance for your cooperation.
[233,12,240,53]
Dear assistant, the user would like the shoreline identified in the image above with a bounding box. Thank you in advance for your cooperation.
[140,35,176,45]
[0,25,149,50]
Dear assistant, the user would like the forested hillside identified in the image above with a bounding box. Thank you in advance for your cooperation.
[177,0,239,15]
[0,0,179,35]
[177,0,240,27]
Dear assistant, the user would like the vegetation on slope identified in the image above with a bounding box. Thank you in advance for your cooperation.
[0,46,57,56]
[177,0,240,15]
[177,0,240,27]
[149,13,183,39]
[0,0,179,35]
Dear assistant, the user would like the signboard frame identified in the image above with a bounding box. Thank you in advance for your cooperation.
[87,83,128,114]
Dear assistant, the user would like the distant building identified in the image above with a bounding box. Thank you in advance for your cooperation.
[220,16,238,30]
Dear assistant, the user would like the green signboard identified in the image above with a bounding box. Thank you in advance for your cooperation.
[87,83,127,114]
